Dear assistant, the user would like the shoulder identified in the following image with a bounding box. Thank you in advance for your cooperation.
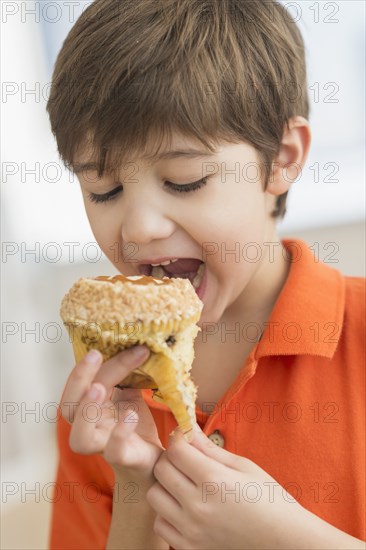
[343,276,365,322]
[339,275,365,357]
[344,275,365,295]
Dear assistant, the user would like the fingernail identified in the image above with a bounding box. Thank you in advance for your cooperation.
[184,430,194,443]
[193,422,202,432]
[88,383,101,400]
[85,349,101,364]
[169,427,182,440]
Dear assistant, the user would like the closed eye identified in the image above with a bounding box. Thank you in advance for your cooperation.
[164,177,208,194]
[87,177,208,204]
[87,185,122,204]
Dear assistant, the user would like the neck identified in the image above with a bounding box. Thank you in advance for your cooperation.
[191,235,291,407]
[223,237,291,328]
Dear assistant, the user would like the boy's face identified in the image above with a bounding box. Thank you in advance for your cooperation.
[75,134,279,325]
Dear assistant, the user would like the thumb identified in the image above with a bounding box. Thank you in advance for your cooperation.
[106,409,161,472]
[189,424,250,473]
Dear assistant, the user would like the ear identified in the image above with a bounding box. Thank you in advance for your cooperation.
[267,116,311,196]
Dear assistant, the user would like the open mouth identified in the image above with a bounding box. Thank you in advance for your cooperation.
[139,258,205,291]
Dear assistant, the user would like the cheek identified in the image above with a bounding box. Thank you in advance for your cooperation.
[84,205,122,262]
[203,195,266,247]
[202,205,267,274]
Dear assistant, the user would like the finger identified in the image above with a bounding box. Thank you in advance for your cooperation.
[146,483,183,532]
[189,427,258,474]
[153,452,195,506]
[93,346,150,393]
[111,387,144,405]
[166,430,222,485]
[111,388,162,445]
[69,382,108,454]
[153,514,184,550]
[61,350,103,423]
[103,408,140,465]
[110,388,142,429]
[104,410,162,472]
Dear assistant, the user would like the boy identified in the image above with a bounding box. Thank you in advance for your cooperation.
[46,0,365,548]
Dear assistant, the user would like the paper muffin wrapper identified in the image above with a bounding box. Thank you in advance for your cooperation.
[65,321,198,433]
[66,324,159,389]
[136,352,197,435]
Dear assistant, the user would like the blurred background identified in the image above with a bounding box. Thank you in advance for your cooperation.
[1,1,365,548]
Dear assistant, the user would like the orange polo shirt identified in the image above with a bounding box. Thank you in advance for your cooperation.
[49,238,366,549]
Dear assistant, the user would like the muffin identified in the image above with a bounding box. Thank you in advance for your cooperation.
[60,274,203,435]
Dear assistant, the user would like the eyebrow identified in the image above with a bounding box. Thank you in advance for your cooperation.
[72,149,217,174]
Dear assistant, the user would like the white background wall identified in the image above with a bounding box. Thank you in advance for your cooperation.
[1,1,365,548]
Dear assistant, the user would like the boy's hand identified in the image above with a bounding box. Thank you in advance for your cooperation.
[146,428,308,550]
[60,346,164,483]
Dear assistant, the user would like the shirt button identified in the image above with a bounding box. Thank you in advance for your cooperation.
[208,430,225,448]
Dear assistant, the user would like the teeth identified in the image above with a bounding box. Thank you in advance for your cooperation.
[151,262,205,289]
[150,258,178,267]
[151,266,166,279]
[192,263,205,290]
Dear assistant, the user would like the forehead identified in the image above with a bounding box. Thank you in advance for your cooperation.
[73,133,222,176]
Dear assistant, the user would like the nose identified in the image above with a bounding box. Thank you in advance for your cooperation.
[121,199,175,245]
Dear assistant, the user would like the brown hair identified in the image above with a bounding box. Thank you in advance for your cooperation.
[47,0,309,219]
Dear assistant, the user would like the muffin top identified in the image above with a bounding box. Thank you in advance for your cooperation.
[60,275,203,325]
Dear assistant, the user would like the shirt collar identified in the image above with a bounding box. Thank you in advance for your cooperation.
[255,238,345,360]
